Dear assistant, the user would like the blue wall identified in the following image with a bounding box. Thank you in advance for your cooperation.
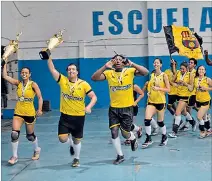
[19,55,212,109]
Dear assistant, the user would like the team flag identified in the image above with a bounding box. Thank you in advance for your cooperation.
[163,25,203,60]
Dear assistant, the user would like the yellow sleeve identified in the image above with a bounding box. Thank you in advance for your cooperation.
[57,74,67,87]
[83,81,92,94]
[127,68,136,80]
[129,67,136,74]
[103,70,112,80]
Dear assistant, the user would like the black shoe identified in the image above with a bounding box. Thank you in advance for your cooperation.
[113,155,125,165]
[130,138,138,151]
[159,135,168,146]
[72,158,80,167]
[142,135,153,149]
[70,146,75,156]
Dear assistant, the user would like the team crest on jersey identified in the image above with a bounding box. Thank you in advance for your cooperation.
[110,84,131,92]
[181,31,200,51]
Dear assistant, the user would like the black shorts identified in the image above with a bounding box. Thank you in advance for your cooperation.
[58,113,85,139]
[168,95,177,105]
[188,95,196,107]
[147,103,166,111]
[109,106,133,132]
[176,96,189,103]
[133,106,138,116]
[14,114,36,124]
[196,100,211,108]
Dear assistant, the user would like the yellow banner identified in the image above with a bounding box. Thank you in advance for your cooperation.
[172,25,203,59]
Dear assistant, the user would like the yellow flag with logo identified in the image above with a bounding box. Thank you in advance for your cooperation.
[164,25,203,60]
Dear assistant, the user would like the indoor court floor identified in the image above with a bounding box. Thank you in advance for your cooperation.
[1,109,212,181]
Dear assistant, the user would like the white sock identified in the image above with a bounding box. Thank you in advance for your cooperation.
[73,142,81,159]
[66,137,74,146]
[161,125,166,135]
[32,137,40,151]
[133,124,139,132]
[145,126,151,135]
[11,141,19,158]
[151,118,158,129]
[185,112,193,120]
[128,131,136,140]
[199,120,204,126]
[175,115,181,125]
[111,137,123,156]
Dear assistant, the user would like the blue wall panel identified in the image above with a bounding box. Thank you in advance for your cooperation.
[18,55,212,109]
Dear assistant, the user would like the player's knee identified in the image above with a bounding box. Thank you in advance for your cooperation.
[120,129,130,139]
[72,138,81,144]
[157,121,164,127]
[26,132,36,142]
[144,119,151,126]
[111,127,119,139]
[58,135,68,143]
[11,130,20,142]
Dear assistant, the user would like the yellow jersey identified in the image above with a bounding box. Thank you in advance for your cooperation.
[176,71,191,97]
[147,72,166,104]
[58,74,92,116]
[189,69,196,96]
[164,69,177,95]
[194,77,211,102]
[14,81,36,116]
[103,68,135,108]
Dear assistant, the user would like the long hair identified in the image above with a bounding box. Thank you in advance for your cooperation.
[195,65,206,77]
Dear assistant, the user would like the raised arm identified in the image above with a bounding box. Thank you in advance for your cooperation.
[91,65,107,81]
[2,63,19,85]
[133,84,144,106]
[32,82,43,116]
[204,50,212,66]
[47,56,60,81]
[127,59,149,76]
[91,59,115,81]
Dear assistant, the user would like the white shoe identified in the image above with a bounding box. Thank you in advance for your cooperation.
[168,132,177,138]
[8,156,18,165]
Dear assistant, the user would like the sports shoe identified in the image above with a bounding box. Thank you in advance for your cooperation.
[8,156,18,165]
[131,138,138,151]
[199,131,206,139]
[72,158,80,167]
[179,125,189,132]
[151,127,159,136]
[113,155,125,165]
[137,126,142,138]
[159,135,168,146]
[32,147,41,160]
[70,146,75,156]
[168,132,177,138]
[142,135,153,149]
[206,129,212,137]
